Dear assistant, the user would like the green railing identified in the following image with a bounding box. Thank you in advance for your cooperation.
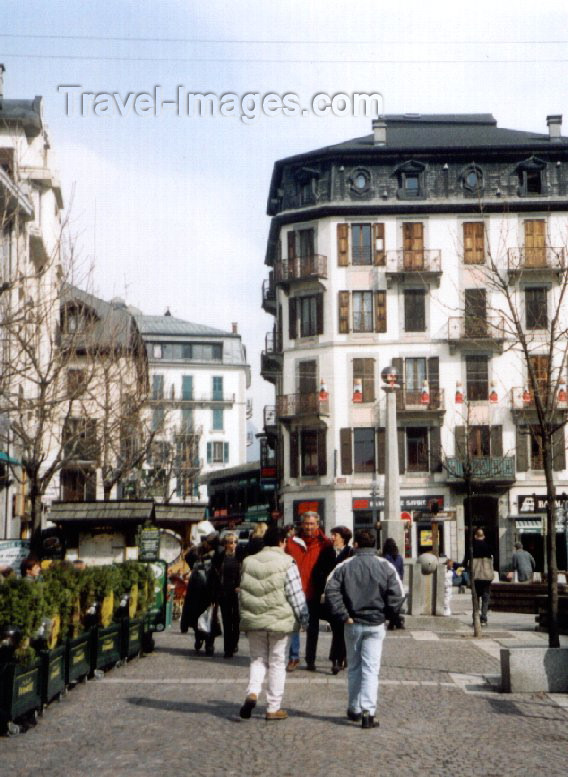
[446,456,516,482]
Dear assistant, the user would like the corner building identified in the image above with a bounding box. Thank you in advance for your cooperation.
[261,114,568,573]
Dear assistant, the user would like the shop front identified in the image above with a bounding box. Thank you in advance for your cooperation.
[510,494,568,573]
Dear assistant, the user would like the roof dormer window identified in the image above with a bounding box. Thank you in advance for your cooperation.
[394,160,426,200]
[516,156,547,197]
[462,165,483,194]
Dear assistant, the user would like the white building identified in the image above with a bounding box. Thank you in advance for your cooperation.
[261,113,568,573]
[135,312,250,502]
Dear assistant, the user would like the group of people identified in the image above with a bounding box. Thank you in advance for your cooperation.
[180,512,405,728]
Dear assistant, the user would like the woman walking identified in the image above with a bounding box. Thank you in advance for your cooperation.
[328,526,353,674]
[217,533,241,658]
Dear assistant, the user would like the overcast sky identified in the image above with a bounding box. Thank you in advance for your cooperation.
[2,0,568,437]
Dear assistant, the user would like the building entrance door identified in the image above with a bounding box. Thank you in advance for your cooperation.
[463,495,499,571]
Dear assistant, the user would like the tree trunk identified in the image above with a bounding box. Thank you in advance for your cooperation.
[465,475,482,638]
[542,440,560,648]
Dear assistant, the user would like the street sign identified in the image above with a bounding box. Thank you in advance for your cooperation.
[138,527,160,562]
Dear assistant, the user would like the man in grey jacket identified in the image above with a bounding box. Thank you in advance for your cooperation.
[511,541,536,582]
[325,528,404,729]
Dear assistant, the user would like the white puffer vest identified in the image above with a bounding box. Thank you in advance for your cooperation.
[239,546,295,633]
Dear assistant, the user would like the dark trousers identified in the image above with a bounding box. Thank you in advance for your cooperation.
[220,593,240,656]
[305,600,321,666]
[329,619,346,666]
[474,580,491,622]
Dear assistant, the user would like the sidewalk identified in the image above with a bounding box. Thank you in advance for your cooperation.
[2,595,567,777]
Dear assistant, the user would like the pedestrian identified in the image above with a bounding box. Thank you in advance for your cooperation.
[285,510,335,672]
[381,537,405,629]
[180,532,221,655]
[325,528,404,729]
[20,557,41,580]
[217,533,241,658]
[511,541,536,582]
[443,559,454,616]
[239,522,267,560]
[238,526,308,721]
[468,528,494,626]
[328,526,353,674]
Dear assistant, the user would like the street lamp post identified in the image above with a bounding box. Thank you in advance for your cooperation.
[381,365,404,551]
[370,471,380,542]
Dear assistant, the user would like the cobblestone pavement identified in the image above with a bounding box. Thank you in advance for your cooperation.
[3,594,568,777]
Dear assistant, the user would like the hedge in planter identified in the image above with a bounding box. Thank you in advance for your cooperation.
[0,578,45,666]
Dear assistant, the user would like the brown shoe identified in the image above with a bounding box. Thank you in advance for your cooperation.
[286,659,299,672]
[266,709,288,721]
[239,693,257,719]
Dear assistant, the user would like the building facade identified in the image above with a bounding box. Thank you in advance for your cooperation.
[135,313,250,502]
[261,113,568,572]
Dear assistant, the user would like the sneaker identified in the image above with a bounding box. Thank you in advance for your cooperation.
[239,693,257,719]
[286,659,299,672]
[347,708,362,722]
[361,711,376,729]
[481,620,488,627]
[266,709,288,721]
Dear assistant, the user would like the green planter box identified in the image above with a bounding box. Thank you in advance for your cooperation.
[122,617,143,660]
[93,623,122,671]
[66,631,93,684]
[0,659,42,724]
[39,645,66,705]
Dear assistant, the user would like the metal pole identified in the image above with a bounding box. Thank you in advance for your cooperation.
[381,383,404,551]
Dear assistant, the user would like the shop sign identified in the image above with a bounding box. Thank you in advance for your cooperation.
[0,539,30,572]
[518,494,568,514]
[138,526,160,562]
[352,495,444,511]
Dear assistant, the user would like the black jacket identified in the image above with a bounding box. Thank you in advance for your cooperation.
[325,548,405,626]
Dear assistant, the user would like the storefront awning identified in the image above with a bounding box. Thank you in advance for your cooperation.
[0,451,20,465]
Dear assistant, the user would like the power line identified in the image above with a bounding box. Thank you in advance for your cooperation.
[2,52,568,65]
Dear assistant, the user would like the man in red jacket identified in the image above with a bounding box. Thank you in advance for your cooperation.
[285,511,335,671]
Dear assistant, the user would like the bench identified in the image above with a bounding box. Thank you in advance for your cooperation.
[489,582,567,613]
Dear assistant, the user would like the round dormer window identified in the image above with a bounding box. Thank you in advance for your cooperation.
[351,168,371,193]
[463,166,483,193]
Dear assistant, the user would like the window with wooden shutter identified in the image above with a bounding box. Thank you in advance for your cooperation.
[301,429,319,476]
[490,425,503,457]
[406,427,428,472]
[402,222,424,269]
[404,289,426,332]
[353,291,373,332]
[374,291,387,333]
[455,426,466,459]
[515,426,528,472]
[373,223,385,266]
[529,426,544,470]
[524,220,546,266]
[352,224,372,265]
[338,291,350,333]
[463,222,485,265]
[525,287,548,330]
[337,223,349,266]
[316,294,324,335]
[298,360,317,394]
[553,426,566,471]
[466,355,489,400]
[377,428,385,474]
[429,426,442,472]
[340,428,353,474]
[353,358,375,403]
[468,425,490,457]
[289,430,299,478]
[427,357,439,405]
[317,428,327,475]
[398,428,406,474]
[529,354,549,397]
[464,289,487,337]
[288,298,297,340]
[354,428,376,472]
[287,231,296,260]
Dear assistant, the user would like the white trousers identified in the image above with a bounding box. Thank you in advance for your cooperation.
[246,631,290,713]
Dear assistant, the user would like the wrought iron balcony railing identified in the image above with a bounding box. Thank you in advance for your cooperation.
[262,276,276,310]
[507,247,566,273]
[510,386,568,411]
[276,391,329,419]
[397,388,445,412]
[446,456,516,482]
[448,313,505,343]
[274,255,327,284]
[386,249,442,274]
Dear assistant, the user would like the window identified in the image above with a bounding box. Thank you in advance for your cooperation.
[181,375,193,400]
[395,161,425,199]
[153,344,163,359]
[404,174,419,196]
[180,407,193,433]
[404,289,426,332]
[465,355,489,400]
[529,354,549,398]
[61,469,96,502]
[402,223,424,269]
[351,224,372,265]
[525,287,548,329]
[67,369,86,398]
[300,295,318,337]
[151,406,165,432]
[212,408,224,430]
[406,427,429,472]
[152,374,164,400]
[300,428,326,476]
[404,358,427,402]
[182,343,223,361]
[297,360,317,394]
[298,228,314,259]
[63,418,98,461]
[463,223,485,264]
[354,428,376,472]
[353,291,373,332]
[463,166,483,193]
[464,289,487,337]
[212,376,223,400]
[517,157,546,196]
[524,220,546,267]
[207,441,229,464]
[468,426,490,457]
[353,358,375,403]
[529,427,544,470]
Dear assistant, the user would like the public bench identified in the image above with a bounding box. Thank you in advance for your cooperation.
[489,582,567,613]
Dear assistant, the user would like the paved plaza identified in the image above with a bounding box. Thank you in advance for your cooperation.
[2,593,568,777]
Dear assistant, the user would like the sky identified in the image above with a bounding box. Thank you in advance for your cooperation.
[2,0,568,445]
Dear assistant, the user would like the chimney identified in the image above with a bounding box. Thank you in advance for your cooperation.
[372,117,387,146]
[231,322,238,334]
[0,64,5,101]
[164,307,171,316]
[547,114,562,141]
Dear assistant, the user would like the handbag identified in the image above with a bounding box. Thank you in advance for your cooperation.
[197,605,214,633]
[472,556,494,581]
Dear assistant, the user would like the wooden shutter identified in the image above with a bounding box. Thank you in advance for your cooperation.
[427,357,439,406]
[374,291,387,333]
[373,223,385,266]
[316,294,324,335]
[463,222,485,264]
[287,231,296,260]
[490,425,503,457]
[377,428,385,474]
[515,426,528,472]
[455,426,466,459]
[288,298,297,340]
[429,426,442,473]
[317,428,327,475]
[338,291,350,333]
[524,219,546,267]
[337,223,349,266]
[398,428,406,474]
[402,222,424,269]
[553,426,566,471]
[353,358,375,403]
[340,428,353,475]
[392,357,404,411]
[289,431,299,478]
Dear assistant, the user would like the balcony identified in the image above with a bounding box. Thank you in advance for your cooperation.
[260,331,282,385]
[507,247,565,283]
[446,456,516,484]
[261,276,276,314]
[150,393,235,405]
[448,313,505,353]
[510,387,568,418]
[276,391,329,420]
[274,255,327,287]
[385,249,442,288]
[397,388,445,415]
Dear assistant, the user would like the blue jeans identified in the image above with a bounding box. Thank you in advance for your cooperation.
[344,622,386,716]
[289,631,300,661]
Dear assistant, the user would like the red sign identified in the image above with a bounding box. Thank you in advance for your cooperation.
[297,501,320,514]
[353,498,370,509]
[400,511,412,521]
